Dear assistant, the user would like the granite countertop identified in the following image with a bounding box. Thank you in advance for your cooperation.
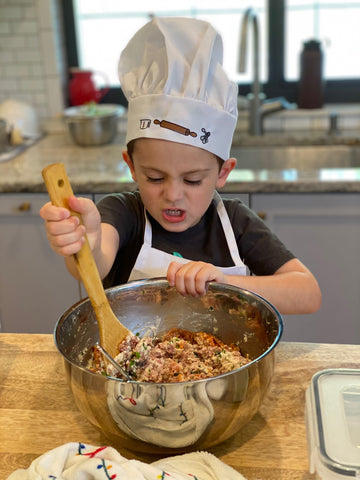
[1,132,360,194]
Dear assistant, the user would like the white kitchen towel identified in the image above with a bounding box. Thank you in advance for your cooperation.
[6,442,247,480]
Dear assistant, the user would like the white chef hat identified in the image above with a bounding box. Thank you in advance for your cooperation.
[119,17,238,161]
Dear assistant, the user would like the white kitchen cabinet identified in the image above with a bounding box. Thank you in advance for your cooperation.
[251,193,360,344]
[0,194,86,333]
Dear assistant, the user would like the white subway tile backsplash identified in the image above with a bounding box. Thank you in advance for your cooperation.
[31,63,44,76]
[40,30,58,75]
[0,79,20,93]
[3,35,26,50]
[1,6,22,20]
[0,22,11,34]
[0,0,67,122]
[0,51,15,63]
[20,77,45,92]
[24,5,36,19]
[16,19,38,34]
[26,36,40,49]
[15,49,42,64]
[15,93,40,106]
[36,0,53,29]
[34,92,47,104]
[4,64,31,77]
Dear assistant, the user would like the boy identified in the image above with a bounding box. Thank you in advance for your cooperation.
[40,17,321,315]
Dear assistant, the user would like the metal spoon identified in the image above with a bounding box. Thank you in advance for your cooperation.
[96,343,132,381]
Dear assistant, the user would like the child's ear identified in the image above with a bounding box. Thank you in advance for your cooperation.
[216,158,237,188]
[122,150,137,182]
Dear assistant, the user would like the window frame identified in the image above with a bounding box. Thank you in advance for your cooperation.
[62,0,360,106]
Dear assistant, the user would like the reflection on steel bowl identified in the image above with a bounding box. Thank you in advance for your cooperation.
[54,278,283,454]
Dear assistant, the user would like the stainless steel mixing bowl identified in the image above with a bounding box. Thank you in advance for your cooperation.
[55,278,283,454]
[64,104,122,146]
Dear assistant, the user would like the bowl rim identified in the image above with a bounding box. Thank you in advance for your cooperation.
[54,278,283,385]
[64,104,125,120]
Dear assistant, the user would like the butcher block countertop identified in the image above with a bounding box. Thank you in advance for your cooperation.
[1,334,359,480]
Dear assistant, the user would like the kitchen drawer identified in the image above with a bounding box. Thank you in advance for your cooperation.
[0,193,91,333]
[0,193,51,216]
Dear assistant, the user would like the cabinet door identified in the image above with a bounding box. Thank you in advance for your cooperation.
[0,194,84,333]
[251,193,360,344]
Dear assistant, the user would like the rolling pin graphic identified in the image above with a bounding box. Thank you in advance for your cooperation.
[154,119,197,138]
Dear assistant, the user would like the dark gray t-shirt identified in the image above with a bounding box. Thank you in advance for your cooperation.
[97,191,295,288]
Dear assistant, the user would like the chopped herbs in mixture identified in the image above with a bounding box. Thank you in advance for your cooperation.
[88,328,249,383]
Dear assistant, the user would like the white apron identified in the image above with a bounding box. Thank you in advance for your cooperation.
[128,191,246,281]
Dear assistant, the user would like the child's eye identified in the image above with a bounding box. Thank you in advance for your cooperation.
[147,176,163,183]
[184,178,202,185]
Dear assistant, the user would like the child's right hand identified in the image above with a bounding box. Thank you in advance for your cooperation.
[39,195,101,258]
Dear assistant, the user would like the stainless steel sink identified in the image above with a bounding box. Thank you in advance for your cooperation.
[230,145,360,170]
[0,135,43,163]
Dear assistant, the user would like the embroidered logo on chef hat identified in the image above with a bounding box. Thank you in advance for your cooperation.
[119,17,238,160]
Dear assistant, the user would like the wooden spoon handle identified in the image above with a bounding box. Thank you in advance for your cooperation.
[42,163,108,312]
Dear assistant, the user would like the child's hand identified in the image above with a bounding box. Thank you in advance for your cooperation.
[167,261,226,297]
[39,195,101,257]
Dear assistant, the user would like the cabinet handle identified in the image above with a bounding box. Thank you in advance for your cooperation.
[17,201,31,212]
[257,211,267,220]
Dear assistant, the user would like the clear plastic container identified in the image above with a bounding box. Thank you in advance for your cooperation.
[306,369,360,479]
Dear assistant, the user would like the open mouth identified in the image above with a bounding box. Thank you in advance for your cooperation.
[162,208,186,223]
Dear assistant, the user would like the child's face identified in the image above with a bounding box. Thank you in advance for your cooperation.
[123,138,236,232]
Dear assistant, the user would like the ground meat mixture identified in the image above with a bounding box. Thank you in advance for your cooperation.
[88,327,249,383]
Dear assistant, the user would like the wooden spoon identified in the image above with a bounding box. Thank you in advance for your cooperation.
[42,162,130,358]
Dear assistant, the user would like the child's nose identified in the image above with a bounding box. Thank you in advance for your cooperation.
[163,180,183,202]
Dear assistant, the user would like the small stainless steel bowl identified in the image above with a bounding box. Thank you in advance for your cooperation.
[55,278,283,454]
[64,104,122,146]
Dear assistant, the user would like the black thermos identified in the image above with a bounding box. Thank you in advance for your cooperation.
[298,39,324,109]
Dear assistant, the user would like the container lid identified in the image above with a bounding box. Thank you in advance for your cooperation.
[306,369,360,478]
[303,39,322,51]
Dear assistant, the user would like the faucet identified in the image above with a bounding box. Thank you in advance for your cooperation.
[238,8,296,135]
[238,8,262,135]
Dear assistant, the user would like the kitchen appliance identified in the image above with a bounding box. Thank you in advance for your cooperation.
[64,104,124,146]
[55,278,283,454]
[68,68,109,106]
[0,99,43,163]
[306,369,360,479]
[0,99,41,138]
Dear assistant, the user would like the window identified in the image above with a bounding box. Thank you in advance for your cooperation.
[285,0,360,80]
[62,0,360,105]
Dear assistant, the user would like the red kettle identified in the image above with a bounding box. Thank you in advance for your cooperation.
[68,68,110,106]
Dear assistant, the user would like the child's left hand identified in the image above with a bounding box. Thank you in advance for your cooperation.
[167,261,226,297]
